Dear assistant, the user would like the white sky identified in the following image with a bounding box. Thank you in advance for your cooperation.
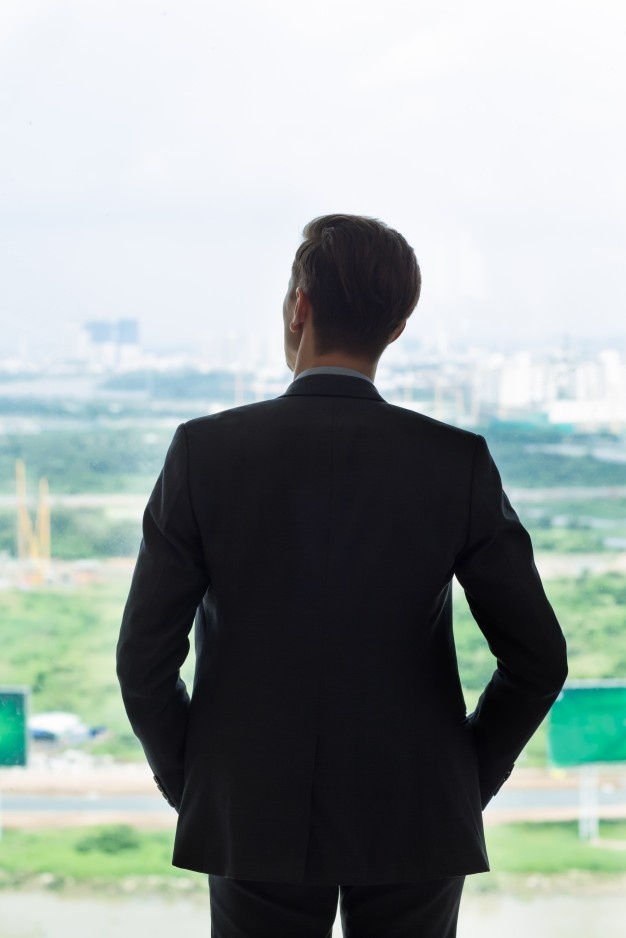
[1,0,625,360]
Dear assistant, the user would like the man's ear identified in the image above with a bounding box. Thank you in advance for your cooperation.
[388,320,407,344]
[290,288,313,333]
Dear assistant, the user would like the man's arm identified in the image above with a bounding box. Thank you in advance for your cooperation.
[455,435,568,807]
[116,424,209,809]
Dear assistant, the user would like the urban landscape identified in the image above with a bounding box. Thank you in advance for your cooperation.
[1,320,625,936]
[2,318,626,726]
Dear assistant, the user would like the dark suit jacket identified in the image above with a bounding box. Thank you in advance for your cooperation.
[117,374,567,884]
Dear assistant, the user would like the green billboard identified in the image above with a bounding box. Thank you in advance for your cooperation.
[548,680,626,767]
[0,686,29,767]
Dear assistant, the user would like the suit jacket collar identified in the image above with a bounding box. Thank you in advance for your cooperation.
[282,373,385,402]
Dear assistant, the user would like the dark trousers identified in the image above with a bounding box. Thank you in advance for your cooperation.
[208,875,465,938]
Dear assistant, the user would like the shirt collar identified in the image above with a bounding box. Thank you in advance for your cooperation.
[294,365,374,384]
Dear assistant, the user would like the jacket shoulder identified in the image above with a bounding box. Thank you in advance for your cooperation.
[184,398,283,432]
[183,395,483,458]
[376,400,481,448]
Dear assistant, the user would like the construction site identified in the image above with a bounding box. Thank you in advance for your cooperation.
[1,460,136,589]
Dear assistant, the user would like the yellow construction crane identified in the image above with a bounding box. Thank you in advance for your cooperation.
[15,459,51,582]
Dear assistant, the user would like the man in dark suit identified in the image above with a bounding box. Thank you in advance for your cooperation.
[117,214,567,937]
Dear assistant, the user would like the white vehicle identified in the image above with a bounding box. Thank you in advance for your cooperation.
[28,711,90,745]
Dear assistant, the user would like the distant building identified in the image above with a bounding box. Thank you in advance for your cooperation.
[80,318,140,368]
[117,319,139,345]
[84,320,115,344]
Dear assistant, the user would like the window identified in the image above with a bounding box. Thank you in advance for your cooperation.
[1,2,625,934]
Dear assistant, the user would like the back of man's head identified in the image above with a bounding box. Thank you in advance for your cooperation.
[292,214,421,359]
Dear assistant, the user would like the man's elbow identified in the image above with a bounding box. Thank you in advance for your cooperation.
[555,653,568,694]
[543,637,568,700]
[115,638,142,699]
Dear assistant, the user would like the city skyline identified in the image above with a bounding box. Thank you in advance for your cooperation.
[3,323,626,435]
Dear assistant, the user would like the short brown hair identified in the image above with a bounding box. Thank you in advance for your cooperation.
[291,214,421,358]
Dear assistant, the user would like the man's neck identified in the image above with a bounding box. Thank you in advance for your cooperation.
[292,351,377,381]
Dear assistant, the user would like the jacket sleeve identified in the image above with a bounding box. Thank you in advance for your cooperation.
[116,424,210,809]
[454,434,568,807]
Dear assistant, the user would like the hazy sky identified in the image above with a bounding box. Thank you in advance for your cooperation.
[1,0,625,361]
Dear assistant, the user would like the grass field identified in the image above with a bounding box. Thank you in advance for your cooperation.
[0,823,625,885]
[0,576,142,753]
[1,569,625,760]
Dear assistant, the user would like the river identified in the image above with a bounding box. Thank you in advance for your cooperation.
[0,884,624,938]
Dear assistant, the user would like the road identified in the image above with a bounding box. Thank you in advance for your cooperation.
[2,770,626,829]
[3,485,626,511]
